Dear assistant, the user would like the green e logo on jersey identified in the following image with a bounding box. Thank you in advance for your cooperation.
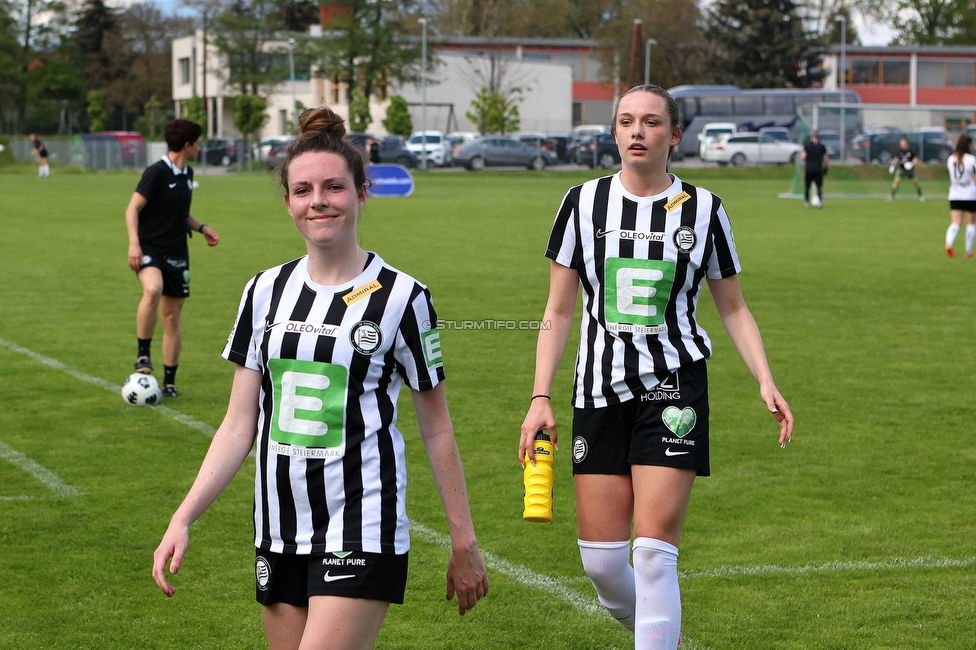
[605,258,676,326]
[269,358,347,448]
[421,329,442,368]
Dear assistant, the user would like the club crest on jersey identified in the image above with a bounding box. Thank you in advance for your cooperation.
[673,226,697,253]
[350,320,383,355]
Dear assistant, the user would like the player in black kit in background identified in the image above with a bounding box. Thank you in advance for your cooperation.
[889,139,924,201]
[124,119,219,398]
[801,131,829,209]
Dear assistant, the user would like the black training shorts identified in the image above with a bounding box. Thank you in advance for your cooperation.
[138,244,190,298]
[571,360,710,477]
[255,548,409,607]
[949,200,976,212]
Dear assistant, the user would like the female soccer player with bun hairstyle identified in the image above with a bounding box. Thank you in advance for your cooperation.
[153,106,488,649]
[945,134,976,258]
[519,85,793,650]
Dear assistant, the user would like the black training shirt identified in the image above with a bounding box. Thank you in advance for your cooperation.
[135,157,194,247]
[803,141,827,173]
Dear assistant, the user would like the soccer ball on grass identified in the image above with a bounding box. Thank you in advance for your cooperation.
[121,373,161,406]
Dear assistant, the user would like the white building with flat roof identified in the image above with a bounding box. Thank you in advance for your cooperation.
[171,30,573,140]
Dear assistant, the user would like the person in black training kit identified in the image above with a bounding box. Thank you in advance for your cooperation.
[889,138,924,201]
[124,119,219,398]
[801,131,829,209]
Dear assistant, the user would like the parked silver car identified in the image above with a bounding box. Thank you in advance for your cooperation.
[453,137,558,170]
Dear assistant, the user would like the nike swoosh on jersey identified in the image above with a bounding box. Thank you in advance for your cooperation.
[664,448,690,457]
[323,571,355,582]
[595,228,616,239]
[265,321,283,332]
[168,182,178,188]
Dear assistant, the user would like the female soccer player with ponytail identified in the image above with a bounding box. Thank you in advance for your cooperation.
[520,85,793,650]
[945,134,976,258]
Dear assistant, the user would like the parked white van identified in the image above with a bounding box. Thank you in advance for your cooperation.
[697,122,737,158]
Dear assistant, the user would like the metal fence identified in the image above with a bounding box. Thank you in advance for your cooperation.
[9,136,155,170]
[9,137,253,171]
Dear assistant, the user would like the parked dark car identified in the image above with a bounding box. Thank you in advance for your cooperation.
[817,130,842,159]
[909,130,955,162]
[518,134,570,163]
[346,133,419,167]
[201,138,245,166]
[851,132,906,164]
[547,135,571,162]
[575,133,621,169]
[453,137,558,170]
[851,131,952,164]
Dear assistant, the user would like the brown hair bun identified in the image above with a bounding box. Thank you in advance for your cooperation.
[298,107,346,139]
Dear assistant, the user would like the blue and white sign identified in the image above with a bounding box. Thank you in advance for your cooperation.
[366,164,414,198]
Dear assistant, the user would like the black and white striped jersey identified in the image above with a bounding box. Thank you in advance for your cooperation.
[546,173,741,408]
[222,253,445,555]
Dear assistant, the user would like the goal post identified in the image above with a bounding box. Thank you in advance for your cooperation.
[784,102,976,199]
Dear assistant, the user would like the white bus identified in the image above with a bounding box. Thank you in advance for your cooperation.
[668,85,862,159]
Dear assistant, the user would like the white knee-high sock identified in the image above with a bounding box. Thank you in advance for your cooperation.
[966,225,976,255]
[633,537,681,650]
[578,539,636,632]
[946,223,961,248]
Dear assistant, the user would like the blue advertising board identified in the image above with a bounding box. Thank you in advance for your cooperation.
[366,164,414,198]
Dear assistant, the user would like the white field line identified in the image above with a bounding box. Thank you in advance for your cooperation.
[679,556,976,579]
[410,522,712,649]
[0,439,84,499]
[409,521,603,615]
[0,337,217,439]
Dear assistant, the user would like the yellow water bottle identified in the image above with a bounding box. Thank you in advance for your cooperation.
[523,431,555,522]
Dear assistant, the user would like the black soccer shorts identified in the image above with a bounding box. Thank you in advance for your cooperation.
[255,548,409,607]
[137,244,190,298]
[571,359,710,477]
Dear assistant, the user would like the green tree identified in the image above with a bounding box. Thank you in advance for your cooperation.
[382,94,412,137]
[119,3,190,126]
[348,87,371,132]
[234,93,268,166]
[6,0,72,132]
[71,0,141,129]
[87,89,107,131]
[434,0,615,39]
[271,0,318,31]
[591,0,706,90]
[183,95,207,133]
[134,95,166,138]
[466,87,519,135]
[860,0,965,44]
[0,0,22,129]
[212,0,285,94]
[703,0,824,88]
[310,0,423,125]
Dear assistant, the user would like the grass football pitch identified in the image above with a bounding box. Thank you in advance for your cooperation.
[0,163,974,649]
